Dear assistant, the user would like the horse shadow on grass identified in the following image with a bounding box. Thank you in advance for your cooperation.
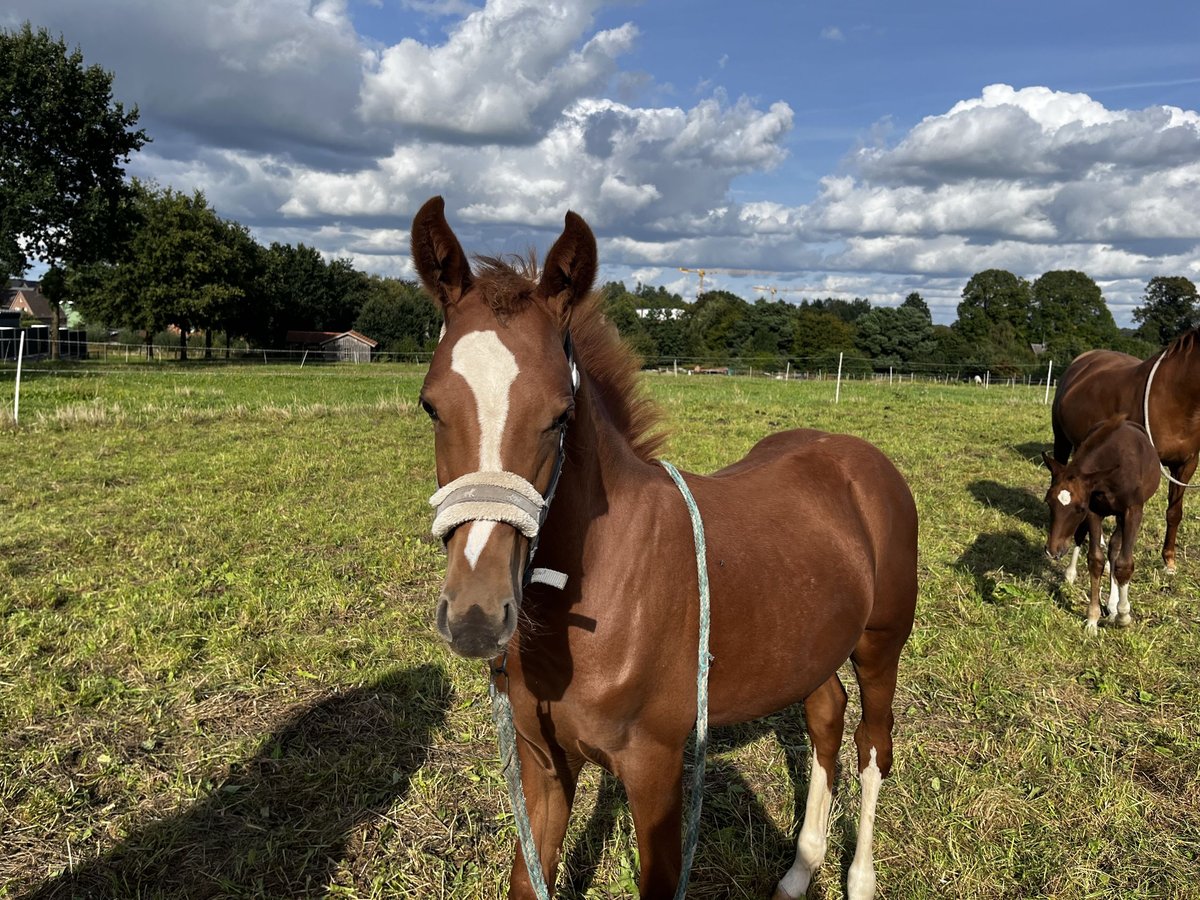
[968,479,1046,530]
[955,530,1072,608]
[559,705,852,899]
[1012,440,1053,465]
[21,663,450,900]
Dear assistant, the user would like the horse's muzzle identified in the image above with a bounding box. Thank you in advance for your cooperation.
[436,593,517,658]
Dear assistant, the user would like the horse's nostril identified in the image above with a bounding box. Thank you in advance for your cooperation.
[435,596,453,641]
[502,601,516,631]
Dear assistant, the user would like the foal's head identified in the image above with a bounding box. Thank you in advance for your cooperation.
[1042,452,1091,559]
[412,196,597,658]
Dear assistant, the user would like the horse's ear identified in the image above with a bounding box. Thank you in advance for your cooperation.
[411,196,473,308]
[538,210,597,310]
[1042,451,1064,475]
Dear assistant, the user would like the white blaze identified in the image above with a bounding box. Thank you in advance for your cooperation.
[1057,489,1071,507]
[451,330,519,568]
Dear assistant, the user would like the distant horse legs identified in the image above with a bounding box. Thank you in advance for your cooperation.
[774,675,848,900]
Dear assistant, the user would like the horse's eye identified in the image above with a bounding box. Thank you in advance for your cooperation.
[420,398,439,422]
[550,406,573,431]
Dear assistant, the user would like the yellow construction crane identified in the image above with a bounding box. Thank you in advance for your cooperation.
[678,267,710,298]
[680,266,774,300]
[752,285,824,300]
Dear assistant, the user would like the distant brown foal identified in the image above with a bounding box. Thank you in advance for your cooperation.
[412,196,918,899]
[1043,417,1161,634]
[1052,329,1200,572]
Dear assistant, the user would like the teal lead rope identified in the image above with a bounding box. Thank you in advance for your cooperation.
[489,459,712,899]
[660,459,714,900]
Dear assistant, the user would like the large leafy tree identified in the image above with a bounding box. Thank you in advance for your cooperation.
[0,23,148,356]
[955,269,1031,346]
[71,184,258,358]
[685,290,752,362]
[1029,270,1120,365]
[854,305,936,368]
[1132,276,1199,346]
[791,308,857,366]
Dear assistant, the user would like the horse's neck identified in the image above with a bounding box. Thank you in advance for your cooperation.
[540,377,654,562]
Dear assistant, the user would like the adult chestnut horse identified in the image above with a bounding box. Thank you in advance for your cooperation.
[1052,328,1200,573]
[413,196,917,900]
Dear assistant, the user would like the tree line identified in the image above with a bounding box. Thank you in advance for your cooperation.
[603,272,1199,377]
[3,22,1198,369]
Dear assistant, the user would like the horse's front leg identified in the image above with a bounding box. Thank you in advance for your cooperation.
[1085,513,1106,635]
[1162,455,1197,574]
[1112,505,1144,627]
[507,734,583,900]
[618,743,685,899]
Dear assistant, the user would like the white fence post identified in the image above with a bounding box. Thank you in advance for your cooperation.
[14,331,26,424]
[835,352,844,404]
[1044,359,1054,405]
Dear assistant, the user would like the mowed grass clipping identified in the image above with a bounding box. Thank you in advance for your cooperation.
[1,363,1198,899]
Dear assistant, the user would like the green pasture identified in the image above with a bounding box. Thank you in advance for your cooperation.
[1,363,1197,898]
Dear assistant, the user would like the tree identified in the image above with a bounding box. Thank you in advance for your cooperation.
[901,291,931,321]
[955,269,1031,346]
[1029,270,1120,365]
[685,291,751,362]
[70,183,259,358]
[354,278,441,354]
[0,23,148,356]
[854,305,935,369]
[791,308,857,370]
[1132,276,1199,346]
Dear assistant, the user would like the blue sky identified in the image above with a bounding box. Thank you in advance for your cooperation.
[6,0,1199,324]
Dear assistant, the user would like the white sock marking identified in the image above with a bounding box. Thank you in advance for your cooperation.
[450,331,519,568]
[1107,569,1120,618]
[1065,545,1080,584]
[779,758,833,898]
[847,747,881,900]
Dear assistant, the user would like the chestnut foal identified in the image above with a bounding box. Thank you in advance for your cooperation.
[1043,417,1161,634]
[412,196,918,899]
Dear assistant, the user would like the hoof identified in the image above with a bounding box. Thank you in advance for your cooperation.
[1116,613,1132,627]
[1085,619,1099,636]
[772,888,800,900]
[1165,564,1177,576]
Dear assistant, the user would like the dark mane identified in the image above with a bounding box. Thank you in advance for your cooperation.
[471,254,667,462]
[1162,324,1200,360]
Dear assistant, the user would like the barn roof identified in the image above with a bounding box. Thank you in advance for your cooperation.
[286,329,379,348]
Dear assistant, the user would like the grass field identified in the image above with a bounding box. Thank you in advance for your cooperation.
[1,362,1198,899]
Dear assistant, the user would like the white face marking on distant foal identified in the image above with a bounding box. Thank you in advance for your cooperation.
[1057,489,1072,507]
[451,330,520,568]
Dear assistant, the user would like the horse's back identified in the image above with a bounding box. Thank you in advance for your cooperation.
[1054,350,1143,451]
[706,427,917,604]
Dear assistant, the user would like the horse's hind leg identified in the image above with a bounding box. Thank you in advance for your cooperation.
[846,628,907,900]
[773,675,847,900]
